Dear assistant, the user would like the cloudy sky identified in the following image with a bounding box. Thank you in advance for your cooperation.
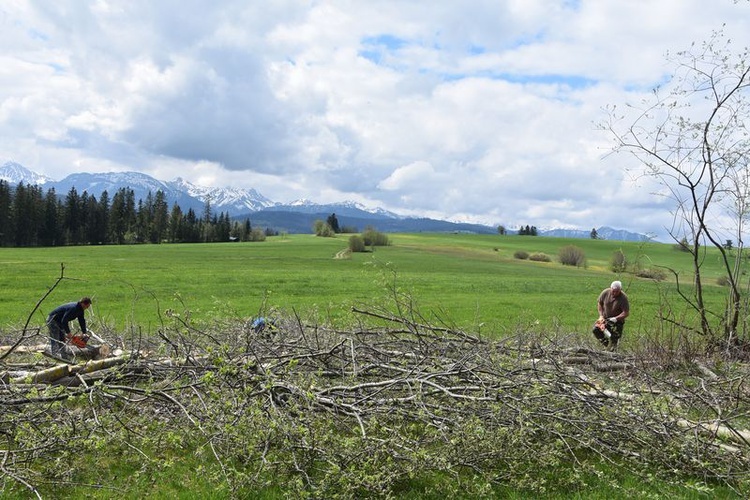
[2,1,750,240]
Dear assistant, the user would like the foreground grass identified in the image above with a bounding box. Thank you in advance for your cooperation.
[4,461,739,499]
[0,233,734,341]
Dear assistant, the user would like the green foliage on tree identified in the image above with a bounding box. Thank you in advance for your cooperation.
[326,213,340,233]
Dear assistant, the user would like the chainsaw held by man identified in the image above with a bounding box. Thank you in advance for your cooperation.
[44,330,114,364]
[592,317,619,349]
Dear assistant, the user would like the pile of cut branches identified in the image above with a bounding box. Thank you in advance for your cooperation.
[1,307,749,498]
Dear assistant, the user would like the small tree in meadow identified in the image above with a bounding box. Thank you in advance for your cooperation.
[326,213,341,233]
[610,250,627,273]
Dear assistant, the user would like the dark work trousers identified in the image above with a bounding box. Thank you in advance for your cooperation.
[593,320,624,348]
[47,318,66,353]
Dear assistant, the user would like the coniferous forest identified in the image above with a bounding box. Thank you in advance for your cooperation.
[0,180,263,247]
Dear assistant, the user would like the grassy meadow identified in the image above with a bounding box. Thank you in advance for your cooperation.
[0,232,733,342]
[1,233,746,499]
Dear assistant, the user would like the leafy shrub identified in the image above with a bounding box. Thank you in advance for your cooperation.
[558,245,586,267]
[528,252,551,262]
[610,249,627,272]
[716,276,730,287]
[514,250,529,260]
[348,235,366,253]
[313,220,335,237]
[362,227,390,246]
[636,268,666,281]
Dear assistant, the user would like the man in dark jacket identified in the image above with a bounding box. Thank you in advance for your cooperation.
[592,281,629,349]
[47,297,92,356]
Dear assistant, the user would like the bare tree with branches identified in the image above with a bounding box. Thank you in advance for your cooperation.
[604,29,750,349]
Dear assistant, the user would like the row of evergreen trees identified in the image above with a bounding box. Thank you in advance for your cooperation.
[0,181,263,247]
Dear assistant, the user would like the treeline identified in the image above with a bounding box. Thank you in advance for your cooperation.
[518,225,538,236]
[0,181,266,247]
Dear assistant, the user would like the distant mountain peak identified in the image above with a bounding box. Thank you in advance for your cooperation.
[0,162,650,240]
[0,161,53,185]
[288,198,315,206]
[165,178,274,212]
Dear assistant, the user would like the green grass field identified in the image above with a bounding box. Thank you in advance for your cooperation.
[0,233,733,342]
[1,233,746,499]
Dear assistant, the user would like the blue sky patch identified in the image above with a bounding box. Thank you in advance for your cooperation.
[496,73,596,88]
[359,34,409,64]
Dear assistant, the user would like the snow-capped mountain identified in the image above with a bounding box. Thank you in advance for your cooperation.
[53,171,177,196]
[0,161,53,185]
[0,163,277,216]
[541,226,653,242]
[47,171,207,214]
[274,199,401,219]
[168,177,275,213]
[0,162,652,240]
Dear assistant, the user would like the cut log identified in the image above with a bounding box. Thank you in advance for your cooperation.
[71,355,129,375]
[677,418,750,447]
[9,354,129,384]
[1,342,110,360]
[0,344,49,355]
[11,364,72,384]
[69,343,111,360]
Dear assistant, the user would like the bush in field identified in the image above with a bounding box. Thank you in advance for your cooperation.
[610,250,627,273]
[348,235,366,253]
[248,228,267,241]
[529,252,551,262]
[313,220,335,237]
[558,245,586,267]
[514,250,529,260]
[362,227,390,247]
[636,268,666,281]
[673,237,691,252]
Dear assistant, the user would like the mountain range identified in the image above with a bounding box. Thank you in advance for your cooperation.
[0,161,651,240]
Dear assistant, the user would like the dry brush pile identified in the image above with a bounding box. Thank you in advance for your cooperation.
[1,305,750,498]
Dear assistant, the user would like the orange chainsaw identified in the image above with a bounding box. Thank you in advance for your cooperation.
[66,333,90,348]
